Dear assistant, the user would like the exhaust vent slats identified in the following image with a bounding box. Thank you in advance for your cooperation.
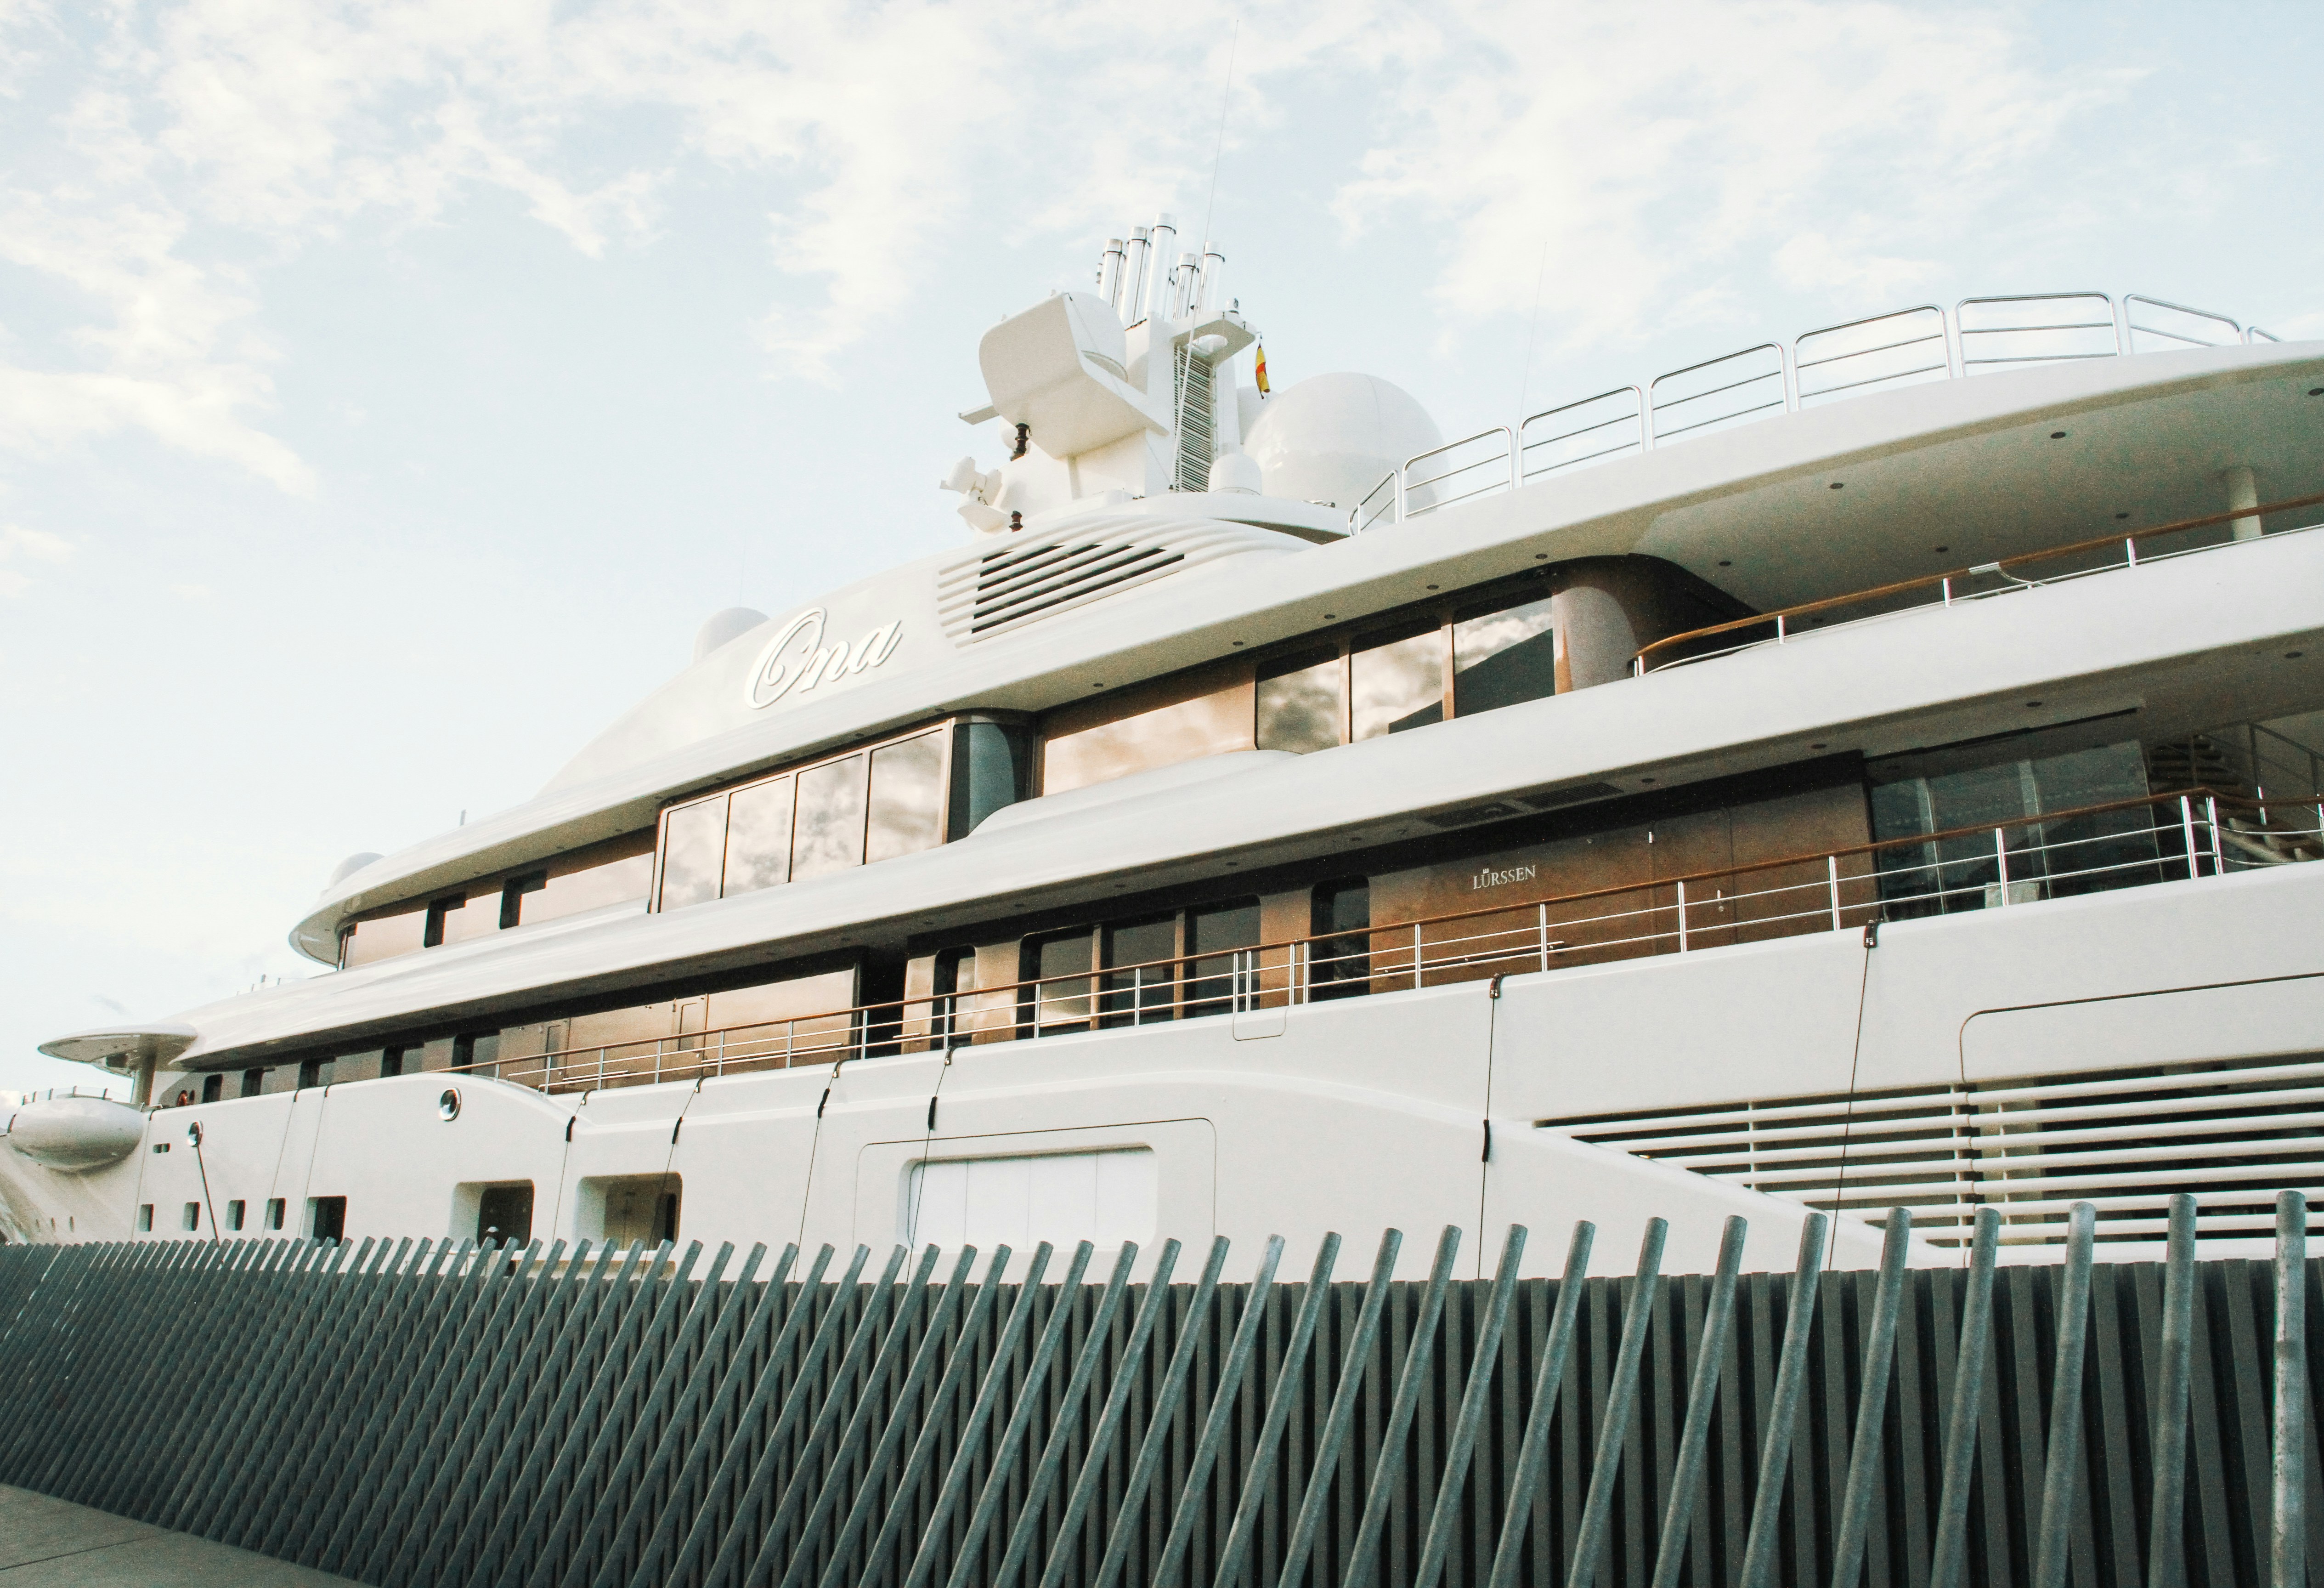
[933,513,1302,645]
[1543,1049,2324,1249]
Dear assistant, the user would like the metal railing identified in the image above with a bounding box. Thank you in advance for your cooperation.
[1354,289,2289,531]
[1630,485,2324,675]
[426,787,2313,1097]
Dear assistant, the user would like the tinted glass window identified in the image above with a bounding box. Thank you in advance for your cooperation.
[724,777,795,896]
[499,870,548,929]
[660,797,728,909]
[792,755,868,879]
[950,721,1034,839]
[1350,625,1444,740]
[868,733,946,862]
[1312,878,1371,999]
[1256,648,1343,754]
[1453,594,1557,716]
[1101,916,1176,1027]
[1029,930,1095,1032]
[1186,898,1262,1016]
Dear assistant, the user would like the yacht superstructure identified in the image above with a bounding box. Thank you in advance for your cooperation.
[8,226,2323,1279]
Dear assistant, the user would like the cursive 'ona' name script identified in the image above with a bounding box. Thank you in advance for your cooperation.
[742,607,906,710]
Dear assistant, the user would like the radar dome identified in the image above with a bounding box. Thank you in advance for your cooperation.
[325,852,382,891]
[1242,373,1442,512]
[693,607,770,664]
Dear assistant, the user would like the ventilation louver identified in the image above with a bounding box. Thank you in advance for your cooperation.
[1542,1050,2324,1251]
[933,516,1300,645]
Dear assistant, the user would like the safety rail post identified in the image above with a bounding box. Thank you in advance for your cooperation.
[1676,880,1689,952]
[2275,1189,2309,1588]
[1412,922,1424,989]
[2181,796,2200,880]
[1827,855,1843,930]
[2208,796,2225,873]
[1776,613,1787,644]
[1994,828,2010,902]
[1538,902,1551,971]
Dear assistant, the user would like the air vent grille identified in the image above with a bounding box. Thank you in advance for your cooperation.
[933,516,1301,645]
[1542,1050,2324,1250]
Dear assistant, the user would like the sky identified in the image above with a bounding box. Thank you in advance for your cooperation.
[3,0,2320,1097]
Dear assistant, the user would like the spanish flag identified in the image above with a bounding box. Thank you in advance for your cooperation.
[1254,341,1270,396]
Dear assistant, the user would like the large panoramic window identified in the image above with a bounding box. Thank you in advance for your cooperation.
[653,720,1007,911]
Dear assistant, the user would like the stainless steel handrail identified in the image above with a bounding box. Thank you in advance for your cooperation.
[431,787,2296,1096]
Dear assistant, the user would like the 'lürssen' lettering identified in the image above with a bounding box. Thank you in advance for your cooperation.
[1470,863,1538,890]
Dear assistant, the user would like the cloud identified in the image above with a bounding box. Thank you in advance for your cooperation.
[1331,1,2137,348]
[0,523,71,597]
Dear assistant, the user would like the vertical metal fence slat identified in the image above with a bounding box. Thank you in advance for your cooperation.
[569,1242,775,1588]
[1737,1211,1829,1588]
[1081,1237,1234,1588]
[897,1243,1062,1588]
[854,1245,1023,1588]
[743,1243,951,1588]
[801,1245,999,1588]
[523,1242,745,1588]
[1034,1240,1200,1588]
[633,1243,843,1588]
[1342,1224,1464,1588]
[2147,1194,2198,1588]
[1827,1209,1913,1588]
[2275,1190,2309,1588]
[1275,1230,1402,1588]
[2030,1202,2098,1588]
[695,1244,905,1588]
[989,1241,1148,1588]
[1645,1215,1746,1588]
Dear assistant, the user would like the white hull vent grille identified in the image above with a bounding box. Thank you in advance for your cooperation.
[1542,1050,2324,1251]
[934,515,1299,645]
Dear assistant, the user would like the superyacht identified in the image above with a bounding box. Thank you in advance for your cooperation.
[7,217,2322,1279]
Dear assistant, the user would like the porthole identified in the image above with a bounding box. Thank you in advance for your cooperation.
[438,1088,461,1122]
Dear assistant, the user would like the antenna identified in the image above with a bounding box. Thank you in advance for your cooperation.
[1199,20,1241,260]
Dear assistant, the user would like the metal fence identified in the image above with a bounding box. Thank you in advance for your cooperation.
[0,1196,2316,1588]
[1354,291,2283,533]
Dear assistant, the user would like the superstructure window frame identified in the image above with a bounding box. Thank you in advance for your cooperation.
[651,718,978,913]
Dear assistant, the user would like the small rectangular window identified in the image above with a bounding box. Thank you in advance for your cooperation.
[1452,593,1557,716]
[1186,899,1262,1016]
[476,1183,535,1248]
[297,1057,325,1089]
[1350,622,1446,740]
[241,1068,263,1098]
[182,1202,200,1231]
[1100,916,1177,1027]
[1312,879,1372,1000]
[724,777,796,897]
[137,1204,153,1232]
[499,870,548,930]
[266,1197,286,1231]
[930,947,977,1048]
[380,1046,407,1079]
[793,754,869,879]
[1256,647,1345,754]
[307,1196,347,1242]
[1024,929,1095,1034]
[658,796,729,910]
[201,1074,223,1103]
[227,1200,246,1231]
[867,733,946,863]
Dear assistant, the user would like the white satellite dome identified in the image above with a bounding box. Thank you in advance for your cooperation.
[693,607,770,664]
[1242,373,1442,512]
[325,851,382,890]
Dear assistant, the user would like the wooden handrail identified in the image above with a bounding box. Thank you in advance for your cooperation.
[1632,488,2324,671]
[463,785,2274,1080]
